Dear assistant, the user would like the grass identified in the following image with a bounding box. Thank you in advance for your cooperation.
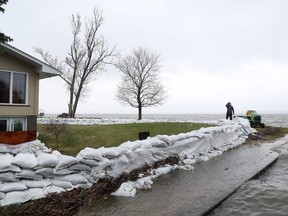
[37,122,212,156]
[255,127,288,140]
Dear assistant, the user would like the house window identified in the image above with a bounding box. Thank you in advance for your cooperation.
[0,117,26,131]
[0,72,10,103]
[0,119,8,131]
[0,71,28,104]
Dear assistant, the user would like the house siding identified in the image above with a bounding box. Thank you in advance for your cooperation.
[0,52,39,132]
[0,52,39,116]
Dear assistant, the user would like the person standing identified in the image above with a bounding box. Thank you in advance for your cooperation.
[226,102,234,120]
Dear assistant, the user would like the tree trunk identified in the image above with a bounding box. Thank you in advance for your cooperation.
[138,106,142,120]
[68,89,73,118]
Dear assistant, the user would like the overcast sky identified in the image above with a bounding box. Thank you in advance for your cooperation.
[1,0,288,115]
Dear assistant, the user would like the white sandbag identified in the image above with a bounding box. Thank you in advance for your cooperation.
[80,172,97,183]
[78,147,104,161]
[90,158,112,175]
[54,168,75,175]
[43,185,65,195]
[150,139,168,148]
[0,192,4,200]
[15,169,43,180]
[12,153,38,169]
[98,147,127,159]
[133,176,153,189]
[7,165,21,173]
[55,155,79,170]
[0,154,14,170]
[154,166,174,176]
[52,180,73,189]
[111,182,136,197]
[55,173,88,185]
[68,163,92,172]
[0,154,21,172]
[35,168,54,177]
[0,172,17,182]
[20,179,51,188]
[1,188,45,206]
[0,182,27,192]
[52,150,62,158]
[37,153,59,168]
[119,140,143,151]
[77,158,100,166]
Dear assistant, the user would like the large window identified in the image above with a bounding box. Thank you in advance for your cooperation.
[0,117,26,131]
[0,71,28,104]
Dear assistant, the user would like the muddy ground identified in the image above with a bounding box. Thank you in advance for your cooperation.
[0,126,283,216]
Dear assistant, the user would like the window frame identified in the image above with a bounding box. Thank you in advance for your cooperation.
[0,117,27,131]
[0,70,29,105]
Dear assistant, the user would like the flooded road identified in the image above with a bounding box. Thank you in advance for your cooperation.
[209,141,288,216]
[77,144,278,216]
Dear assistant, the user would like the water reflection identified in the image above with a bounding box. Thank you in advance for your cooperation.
[77,145,275,216]
[209,148,288,216]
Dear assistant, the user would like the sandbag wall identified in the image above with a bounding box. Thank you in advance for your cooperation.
[0,118,251,206]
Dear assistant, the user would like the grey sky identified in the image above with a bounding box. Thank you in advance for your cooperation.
[1,0,288,114]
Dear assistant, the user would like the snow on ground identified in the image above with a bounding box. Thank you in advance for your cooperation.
[37,116,225,126]
[0,117,251,206]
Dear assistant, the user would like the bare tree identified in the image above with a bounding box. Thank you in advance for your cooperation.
[35,7,116,117]
[44,119,67,151]
[115,47,167,120]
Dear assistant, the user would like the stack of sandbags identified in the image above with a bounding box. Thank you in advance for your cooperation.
[0,118,251,206]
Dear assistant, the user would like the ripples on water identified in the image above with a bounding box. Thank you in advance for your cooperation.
[210,148,288,216]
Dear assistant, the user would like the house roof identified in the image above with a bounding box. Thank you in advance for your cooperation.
[0,43,62,79]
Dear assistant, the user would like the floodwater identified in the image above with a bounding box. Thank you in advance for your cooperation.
[207,115,288,216]
[77,145,278,216]
[209,143,288,216]
[76,114,288,216]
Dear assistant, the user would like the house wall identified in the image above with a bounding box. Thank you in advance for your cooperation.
[0,52,39,131]
[0,52,39,116]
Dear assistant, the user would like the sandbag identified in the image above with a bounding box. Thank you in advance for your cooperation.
[12,153,38,169]
[0,182,27,192]
[37,153,59,168]
[20,179,51,188]
[1,188,45,206]
[55,155,79,170]
[98,147,127,159]
[78,147,104,161]
[52,180,73,189]
[15,169,43,180]
[55,173,88,185]
[0,154,14,171]
[68,163,92,172]
[43,185,65,195]
[54,168,75,175]
[0,172,17,182]
[35,168,54,177]
[111,182,136,197]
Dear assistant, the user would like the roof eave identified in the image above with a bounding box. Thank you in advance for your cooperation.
[0,43,62,79]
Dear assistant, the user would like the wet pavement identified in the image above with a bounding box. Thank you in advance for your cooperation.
[209,139,288,216]
[77,144,278,216]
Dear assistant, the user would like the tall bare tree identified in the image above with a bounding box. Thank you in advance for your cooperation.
[35,7,116,117]
[115,47,167,120]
